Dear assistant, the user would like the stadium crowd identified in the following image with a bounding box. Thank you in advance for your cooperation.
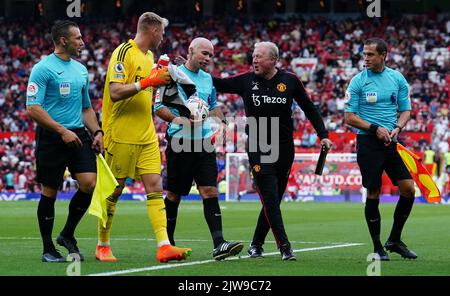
[0,14,449,193]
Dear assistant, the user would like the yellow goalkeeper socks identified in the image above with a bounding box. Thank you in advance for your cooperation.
[98,196,118,246]
[146,192,170,246]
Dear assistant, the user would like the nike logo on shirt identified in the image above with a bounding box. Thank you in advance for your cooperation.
[57,71,64,75]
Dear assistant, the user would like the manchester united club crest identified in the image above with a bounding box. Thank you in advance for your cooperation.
[277,83,286,92]
[253,165,261,173]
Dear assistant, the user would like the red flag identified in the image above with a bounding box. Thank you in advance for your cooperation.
[396,143,441,203]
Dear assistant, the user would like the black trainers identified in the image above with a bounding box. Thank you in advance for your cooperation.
[57,234,84,261]
[42,249,66,263]
[247,245,264,258]
[280,249,296,261]
[384,240,417,259]
[373,248,390,261]
[213,241,244,261]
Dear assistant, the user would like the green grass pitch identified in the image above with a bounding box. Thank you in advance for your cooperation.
[0,201,449,276]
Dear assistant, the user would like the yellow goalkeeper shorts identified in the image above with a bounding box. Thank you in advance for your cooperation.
[105,141,161,179]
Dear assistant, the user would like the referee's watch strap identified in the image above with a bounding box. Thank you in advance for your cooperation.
[93,129,104,137]
[369,124,379,134]
[395,124,403,132]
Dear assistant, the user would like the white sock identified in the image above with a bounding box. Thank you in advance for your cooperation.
[158,240,171,247]
[98,241,110,247]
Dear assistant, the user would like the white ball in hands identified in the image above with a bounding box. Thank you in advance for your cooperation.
[186,96,209,123]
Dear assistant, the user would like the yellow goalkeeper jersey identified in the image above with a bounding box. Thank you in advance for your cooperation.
[102,39,157,146]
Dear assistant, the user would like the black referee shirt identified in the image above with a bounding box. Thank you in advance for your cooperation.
[213,69,328,147]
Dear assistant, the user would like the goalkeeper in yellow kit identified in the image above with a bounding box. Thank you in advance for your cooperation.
[96,12,191,263]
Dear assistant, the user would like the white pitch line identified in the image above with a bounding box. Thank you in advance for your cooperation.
[87,243,364,276]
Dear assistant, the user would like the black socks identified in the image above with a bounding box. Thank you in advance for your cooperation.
[165,197,225,248]
[365,198,382,251]
[203,197,225,248]
[389,196,414,242]
[37,194,56,253]
[164,197,180,246]
[60,190,92,238]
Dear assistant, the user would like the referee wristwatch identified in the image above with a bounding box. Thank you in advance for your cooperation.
[395,125,403,132]
[94,129,104,137]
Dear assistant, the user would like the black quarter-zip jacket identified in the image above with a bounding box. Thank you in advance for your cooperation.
[213,69,328,149]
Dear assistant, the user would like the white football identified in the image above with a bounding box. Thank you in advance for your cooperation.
[186,96,209,122]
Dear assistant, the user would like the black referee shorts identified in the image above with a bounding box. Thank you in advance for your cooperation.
[35,126,97,189]
[164,138,218,196]
[356,134,412,190]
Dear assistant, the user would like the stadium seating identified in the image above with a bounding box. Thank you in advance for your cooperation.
[0,15,449,194]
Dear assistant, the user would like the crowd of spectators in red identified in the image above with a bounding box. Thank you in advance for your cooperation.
[0,14,449,192]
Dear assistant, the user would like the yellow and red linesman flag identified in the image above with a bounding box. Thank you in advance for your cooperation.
[396,143,441,203]
[89,154,118,228]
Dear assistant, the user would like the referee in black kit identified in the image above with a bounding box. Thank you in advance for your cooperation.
[213,41,333,260]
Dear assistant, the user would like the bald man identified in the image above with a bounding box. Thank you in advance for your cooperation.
[155,37,243,260]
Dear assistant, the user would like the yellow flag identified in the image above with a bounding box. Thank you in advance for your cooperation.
[89,154,118,227]
[396,143,441,203]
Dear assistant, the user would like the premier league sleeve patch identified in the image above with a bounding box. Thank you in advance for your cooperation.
[26,82,39,102]
[114,62,124,73]
[27,82,38,97]
[344,90,350,103]
[390,92,397,104]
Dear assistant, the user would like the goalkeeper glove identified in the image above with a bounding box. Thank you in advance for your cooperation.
[136,67,171,91]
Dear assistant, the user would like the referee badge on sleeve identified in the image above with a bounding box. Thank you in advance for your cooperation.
[344,90,350,103]
[27,82,38,101]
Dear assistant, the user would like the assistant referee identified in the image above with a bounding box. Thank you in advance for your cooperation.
[345,38,417,260]
[26,20,104,262]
